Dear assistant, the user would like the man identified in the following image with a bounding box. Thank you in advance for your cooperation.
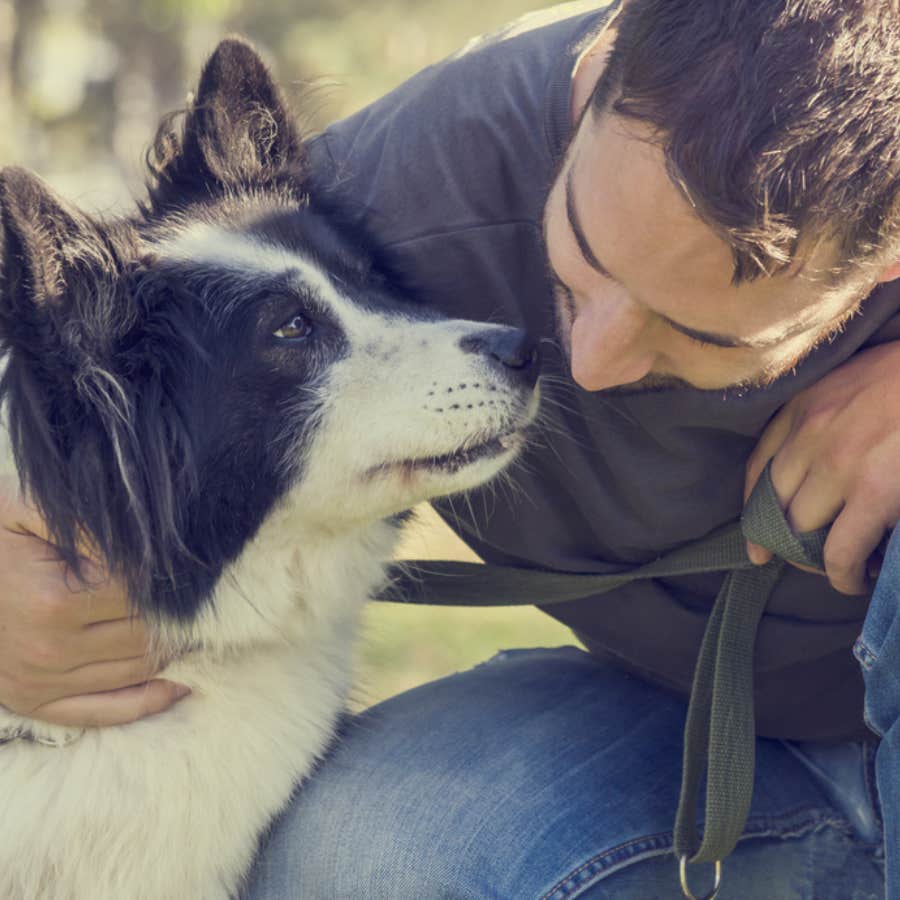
[1,0,898,896]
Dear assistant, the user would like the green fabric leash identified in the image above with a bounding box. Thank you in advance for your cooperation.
[378,461,829,872]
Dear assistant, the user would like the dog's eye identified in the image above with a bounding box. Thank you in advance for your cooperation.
[274,314,313,340]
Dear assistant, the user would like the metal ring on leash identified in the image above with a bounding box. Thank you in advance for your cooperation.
[679,856,722,900]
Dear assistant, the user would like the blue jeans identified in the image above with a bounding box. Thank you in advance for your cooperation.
[242,532,900,899]
[856,525,900,899]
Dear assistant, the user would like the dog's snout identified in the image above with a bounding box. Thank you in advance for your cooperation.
[459,328,541,388]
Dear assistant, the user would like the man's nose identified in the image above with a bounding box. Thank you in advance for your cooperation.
[569,294,656,391]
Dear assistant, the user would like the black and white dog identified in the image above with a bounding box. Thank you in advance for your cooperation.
[0,39,539,899]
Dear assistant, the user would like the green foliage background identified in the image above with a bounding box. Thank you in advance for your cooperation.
[0,0,581,707]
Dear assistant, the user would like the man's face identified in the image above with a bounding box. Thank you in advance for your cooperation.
[543,107,866,393]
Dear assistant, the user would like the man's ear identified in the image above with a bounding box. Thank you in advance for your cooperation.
[146,37,304,210]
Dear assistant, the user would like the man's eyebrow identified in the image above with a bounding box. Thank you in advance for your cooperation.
[563,163,789,351]
[565,165,617,281]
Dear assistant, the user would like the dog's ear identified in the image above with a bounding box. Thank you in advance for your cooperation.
[1,166,96,313]
[146,37,304,210]
[0,166,139,356]
[187,37,303,183]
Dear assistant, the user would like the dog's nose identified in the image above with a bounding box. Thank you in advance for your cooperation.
[459,328,541,389]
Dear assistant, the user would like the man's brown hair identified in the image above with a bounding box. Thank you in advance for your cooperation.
[592,0,900,283]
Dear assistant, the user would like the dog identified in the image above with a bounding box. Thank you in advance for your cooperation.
[0,38,540,900]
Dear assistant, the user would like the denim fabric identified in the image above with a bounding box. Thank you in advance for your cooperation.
[241,639,888,899]
[855,525,900,899]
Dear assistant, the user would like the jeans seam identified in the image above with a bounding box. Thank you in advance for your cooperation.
[862,741,886,838]
[537,809,854,900]
[537,831,671,900]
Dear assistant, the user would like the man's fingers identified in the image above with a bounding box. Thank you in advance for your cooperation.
[745,427,810,567]
[743,407,796,503]
[746,541,772,566]
[29,562,132,629]
[78,616,154,664]
[1,653,169,716]
[823,504,892,596]
[0,529,130,630]
[0,614,149,682]
[748,474,886,590]
[63,653,171,695]
[781,470,844,534]
[2,486,104,563]
[0,479,171,727]
[52,552,130,611]
[28,680,191,728]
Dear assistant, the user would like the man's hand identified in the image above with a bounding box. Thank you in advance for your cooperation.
[0,480,189,727]
[744,342,900,595]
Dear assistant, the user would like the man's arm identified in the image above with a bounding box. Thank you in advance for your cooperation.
[0,479,188,727]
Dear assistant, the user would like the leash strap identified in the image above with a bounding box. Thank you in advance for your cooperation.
[673,466,827,864]
[379,462,829,870]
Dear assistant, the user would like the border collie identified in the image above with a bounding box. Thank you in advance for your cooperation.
[0,39,540,899]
